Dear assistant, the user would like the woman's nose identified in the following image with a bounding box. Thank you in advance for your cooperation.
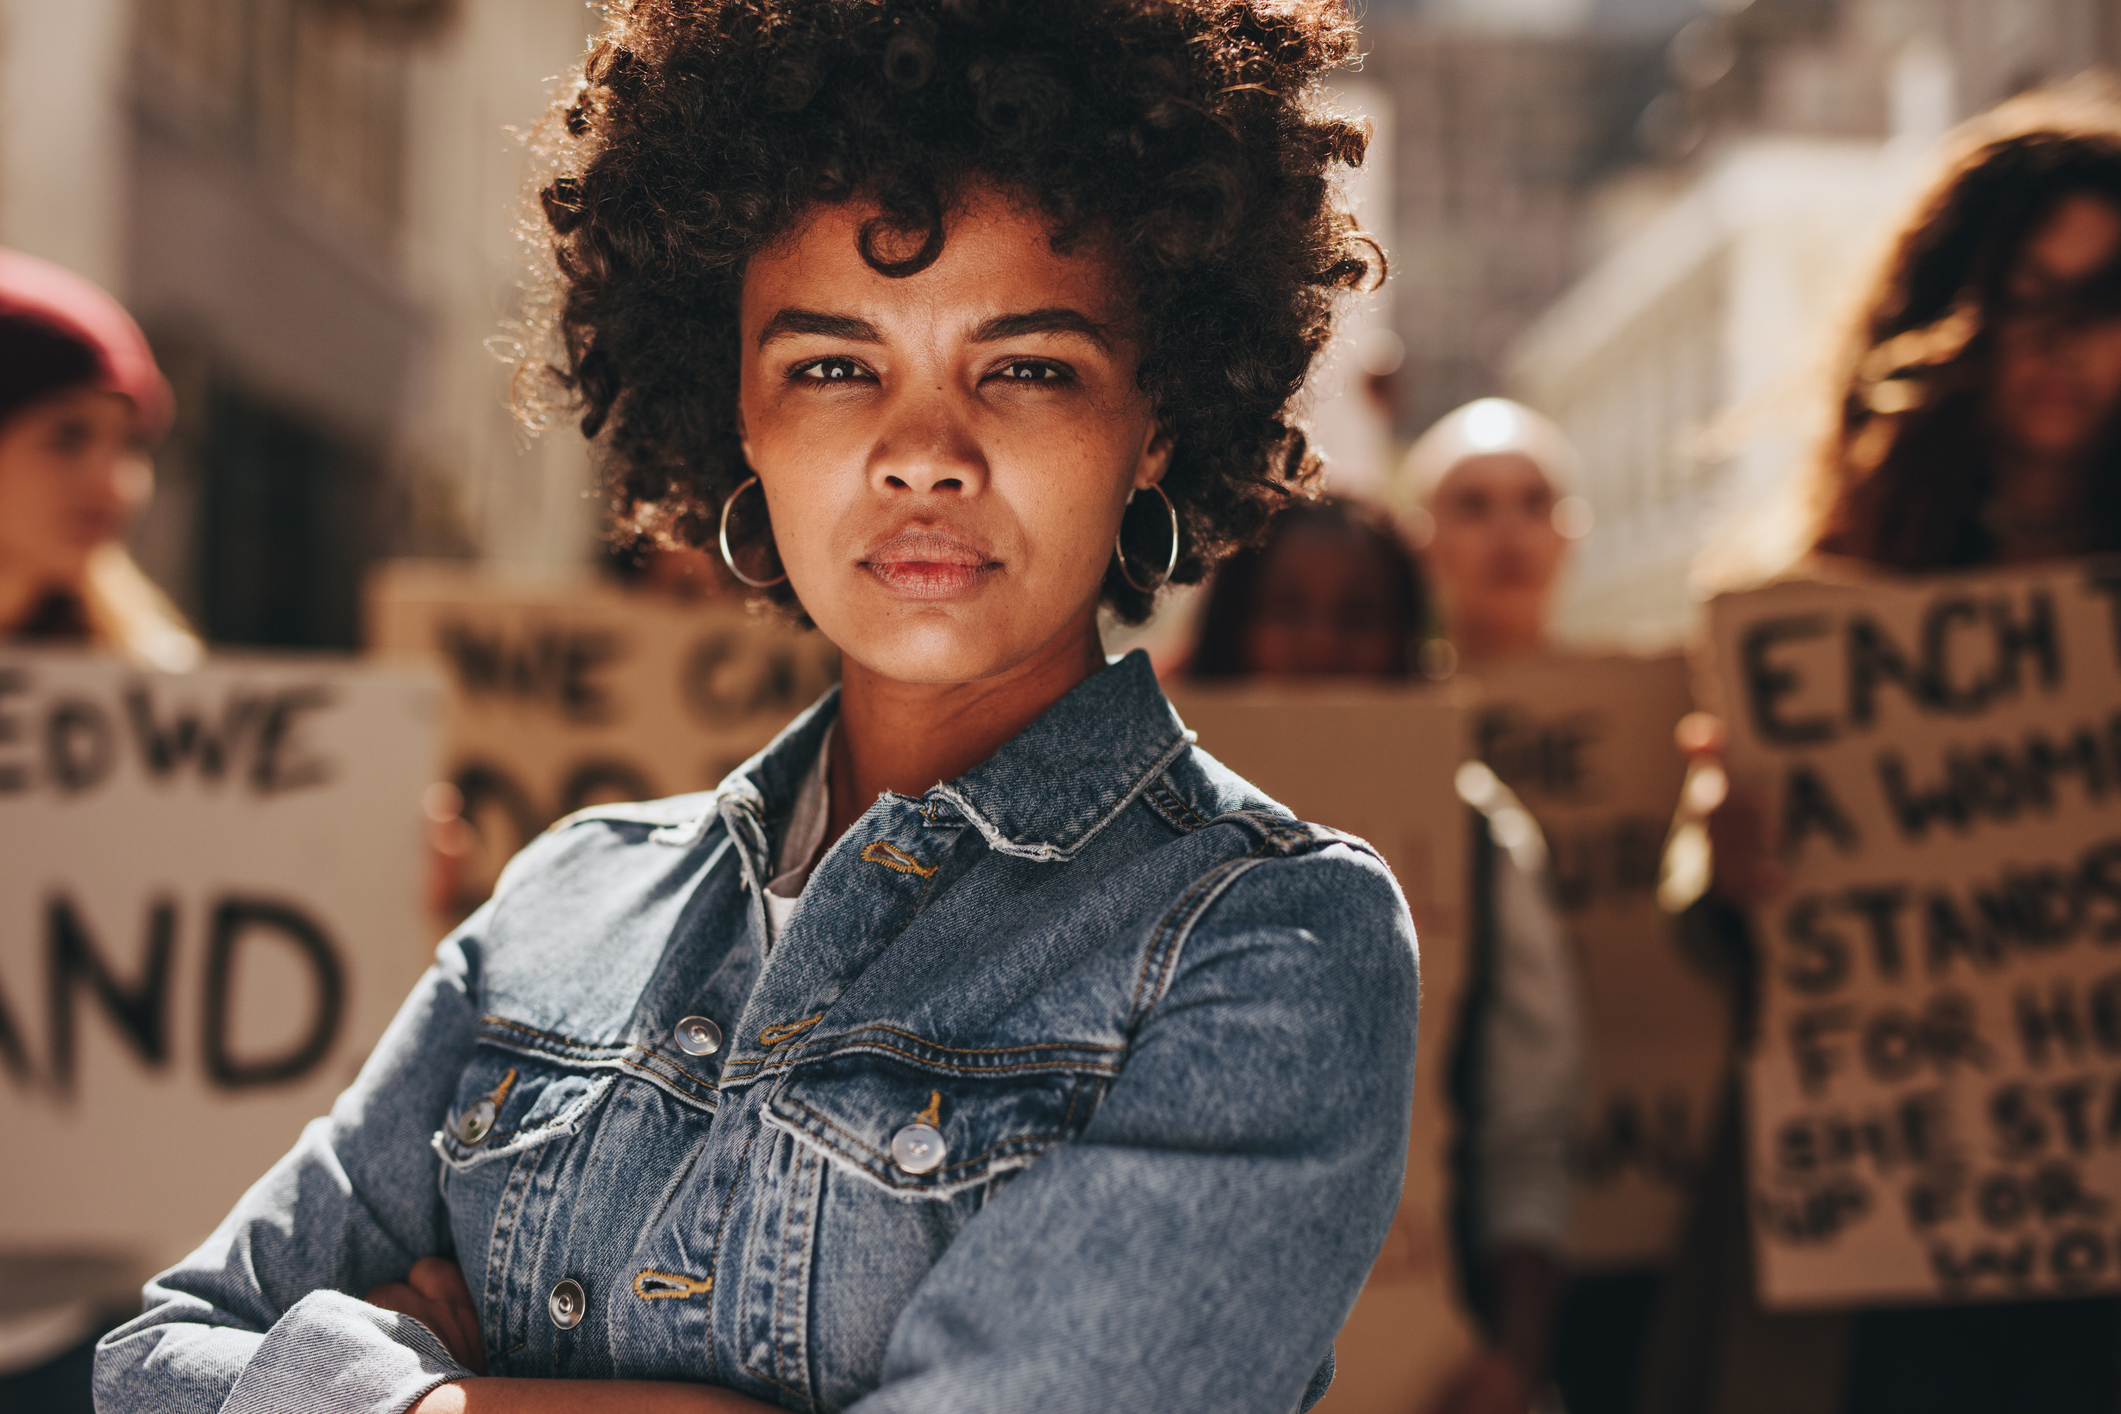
[85,452,139,512]
[868,386,989,496]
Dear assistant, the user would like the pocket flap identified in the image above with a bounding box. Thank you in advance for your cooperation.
[763,1050,1103,1198]
[432,1049,613,1173]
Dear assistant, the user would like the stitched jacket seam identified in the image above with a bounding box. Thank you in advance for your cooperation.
[810,1024,1124,1058]
[1130,844,1264,1021]
[788,1044,1121,1077]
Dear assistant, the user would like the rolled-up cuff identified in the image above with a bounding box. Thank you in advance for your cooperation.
[219,1289,474,1414]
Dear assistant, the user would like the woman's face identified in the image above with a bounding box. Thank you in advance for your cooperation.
[1240,524,1403,678]
[1988,192,2121,463]
[0,388,149,593]
[1424,451,1566,651]
[737,184,1170,686]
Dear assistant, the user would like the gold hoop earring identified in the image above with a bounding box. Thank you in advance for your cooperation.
[718,475,787,588]
[1114,483,1178,593]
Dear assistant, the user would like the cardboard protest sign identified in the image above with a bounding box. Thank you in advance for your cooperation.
[0,649,438,1274]
[1471,654,1728,1269]
[1168,684,1475,1414]
[366,562,840,915]
[1708,559,2121,1307]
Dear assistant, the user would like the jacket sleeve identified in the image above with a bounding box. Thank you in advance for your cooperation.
[850,845,1421,1414]
[93,910,490,1414]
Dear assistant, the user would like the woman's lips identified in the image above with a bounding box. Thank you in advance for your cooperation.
[860,526,999,600]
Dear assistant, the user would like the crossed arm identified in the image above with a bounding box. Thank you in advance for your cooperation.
[103,852,1417,1414]
[371,1258,776,1414]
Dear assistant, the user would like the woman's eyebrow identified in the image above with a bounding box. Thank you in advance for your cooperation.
[757,308,881,347]
[971,308,1111,349]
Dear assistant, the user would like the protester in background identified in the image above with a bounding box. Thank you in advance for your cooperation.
[1407,398,1676,1414]
[0,248,196,671]
[1189,496,1426,677]
[0,249,192,1414]
[1649,84,2121,1414]
[1192,496,1583,1414]
[1402,397,1588,671]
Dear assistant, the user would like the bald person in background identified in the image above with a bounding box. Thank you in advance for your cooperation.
[1404,397,1591,670]
[1403,398,1590,1414]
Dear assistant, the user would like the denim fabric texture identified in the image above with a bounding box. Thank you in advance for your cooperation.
[95,651,1421,1414]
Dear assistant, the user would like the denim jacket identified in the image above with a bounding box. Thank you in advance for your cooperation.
[96,652,1420,1414]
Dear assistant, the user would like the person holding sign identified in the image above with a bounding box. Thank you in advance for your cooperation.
[1190,497,1583,1414]
[97,4,1423,1412]
[0,249,197,672]
[1411,399,1710,1414]
[1408,405,1599,1414]
[1651,85,2121,1414]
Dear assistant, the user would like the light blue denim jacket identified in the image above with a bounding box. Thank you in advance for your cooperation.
[96,651,1419,1414]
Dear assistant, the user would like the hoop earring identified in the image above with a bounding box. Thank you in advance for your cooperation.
[718,475,787,588]
[1114,482,1178,593]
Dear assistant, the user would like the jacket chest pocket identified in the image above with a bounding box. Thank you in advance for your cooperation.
[432,1045,614,1367]
[433,1049,612,1175]
[741,1048,1111,1408]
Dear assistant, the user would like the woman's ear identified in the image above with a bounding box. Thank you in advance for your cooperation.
[1133,418,1174,492]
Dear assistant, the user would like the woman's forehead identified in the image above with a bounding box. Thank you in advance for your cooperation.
[740,186,1130,338]
[2016,191,2121,283]
[1436,451,1554,500]
[10,386,137,432]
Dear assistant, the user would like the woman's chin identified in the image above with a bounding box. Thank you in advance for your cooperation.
[828,616,1022,687]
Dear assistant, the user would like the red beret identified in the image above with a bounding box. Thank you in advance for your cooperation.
[0,248,173,439]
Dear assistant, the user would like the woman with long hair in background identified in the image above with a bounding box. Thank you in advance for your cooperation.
[1649,82,2121,1414]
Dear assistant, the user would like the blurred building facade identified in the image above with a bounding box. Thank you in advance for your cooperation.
[1357,0,1700,450]
[1504,0,2121,649]
[0,0,599,650]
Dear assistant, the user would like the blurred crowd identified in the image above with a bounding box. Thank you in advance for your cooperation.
[8,2,2121,1412]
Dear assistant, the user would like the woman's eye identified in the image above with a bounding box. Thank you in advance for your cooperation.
[794,357,870,383]
[993,360,1069,384]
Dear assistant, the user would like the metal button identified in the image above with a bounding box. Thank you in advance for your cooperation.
[548,1278,586,1331]
[890,1122,946,1175]
[457,1098,496,1146]
[674,1016,722,1057]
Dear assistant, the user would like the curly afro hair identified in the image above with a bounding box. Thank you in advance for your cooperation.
[529,0,1381,623]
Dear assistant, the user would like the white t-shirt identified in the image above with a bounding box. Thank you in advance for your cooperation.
[1475,839,1583,1254]
[762,725,834,941]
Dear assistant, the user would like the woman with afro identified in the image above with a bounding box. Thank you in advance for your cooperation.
[96,2,1421,1411]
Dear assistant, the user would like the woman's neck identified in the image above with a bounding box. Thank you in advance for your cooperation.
[1449,613,1544,669]
[825,609,1108,843]
[1986,446,2100,563]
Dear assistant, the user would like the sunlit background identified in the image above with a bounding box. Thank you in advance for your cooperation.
[6,0,2110,657]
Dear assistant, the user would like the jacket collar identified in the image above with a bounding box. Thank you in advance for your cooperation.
[724,649,1191,866]
[935,650,1192,862]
